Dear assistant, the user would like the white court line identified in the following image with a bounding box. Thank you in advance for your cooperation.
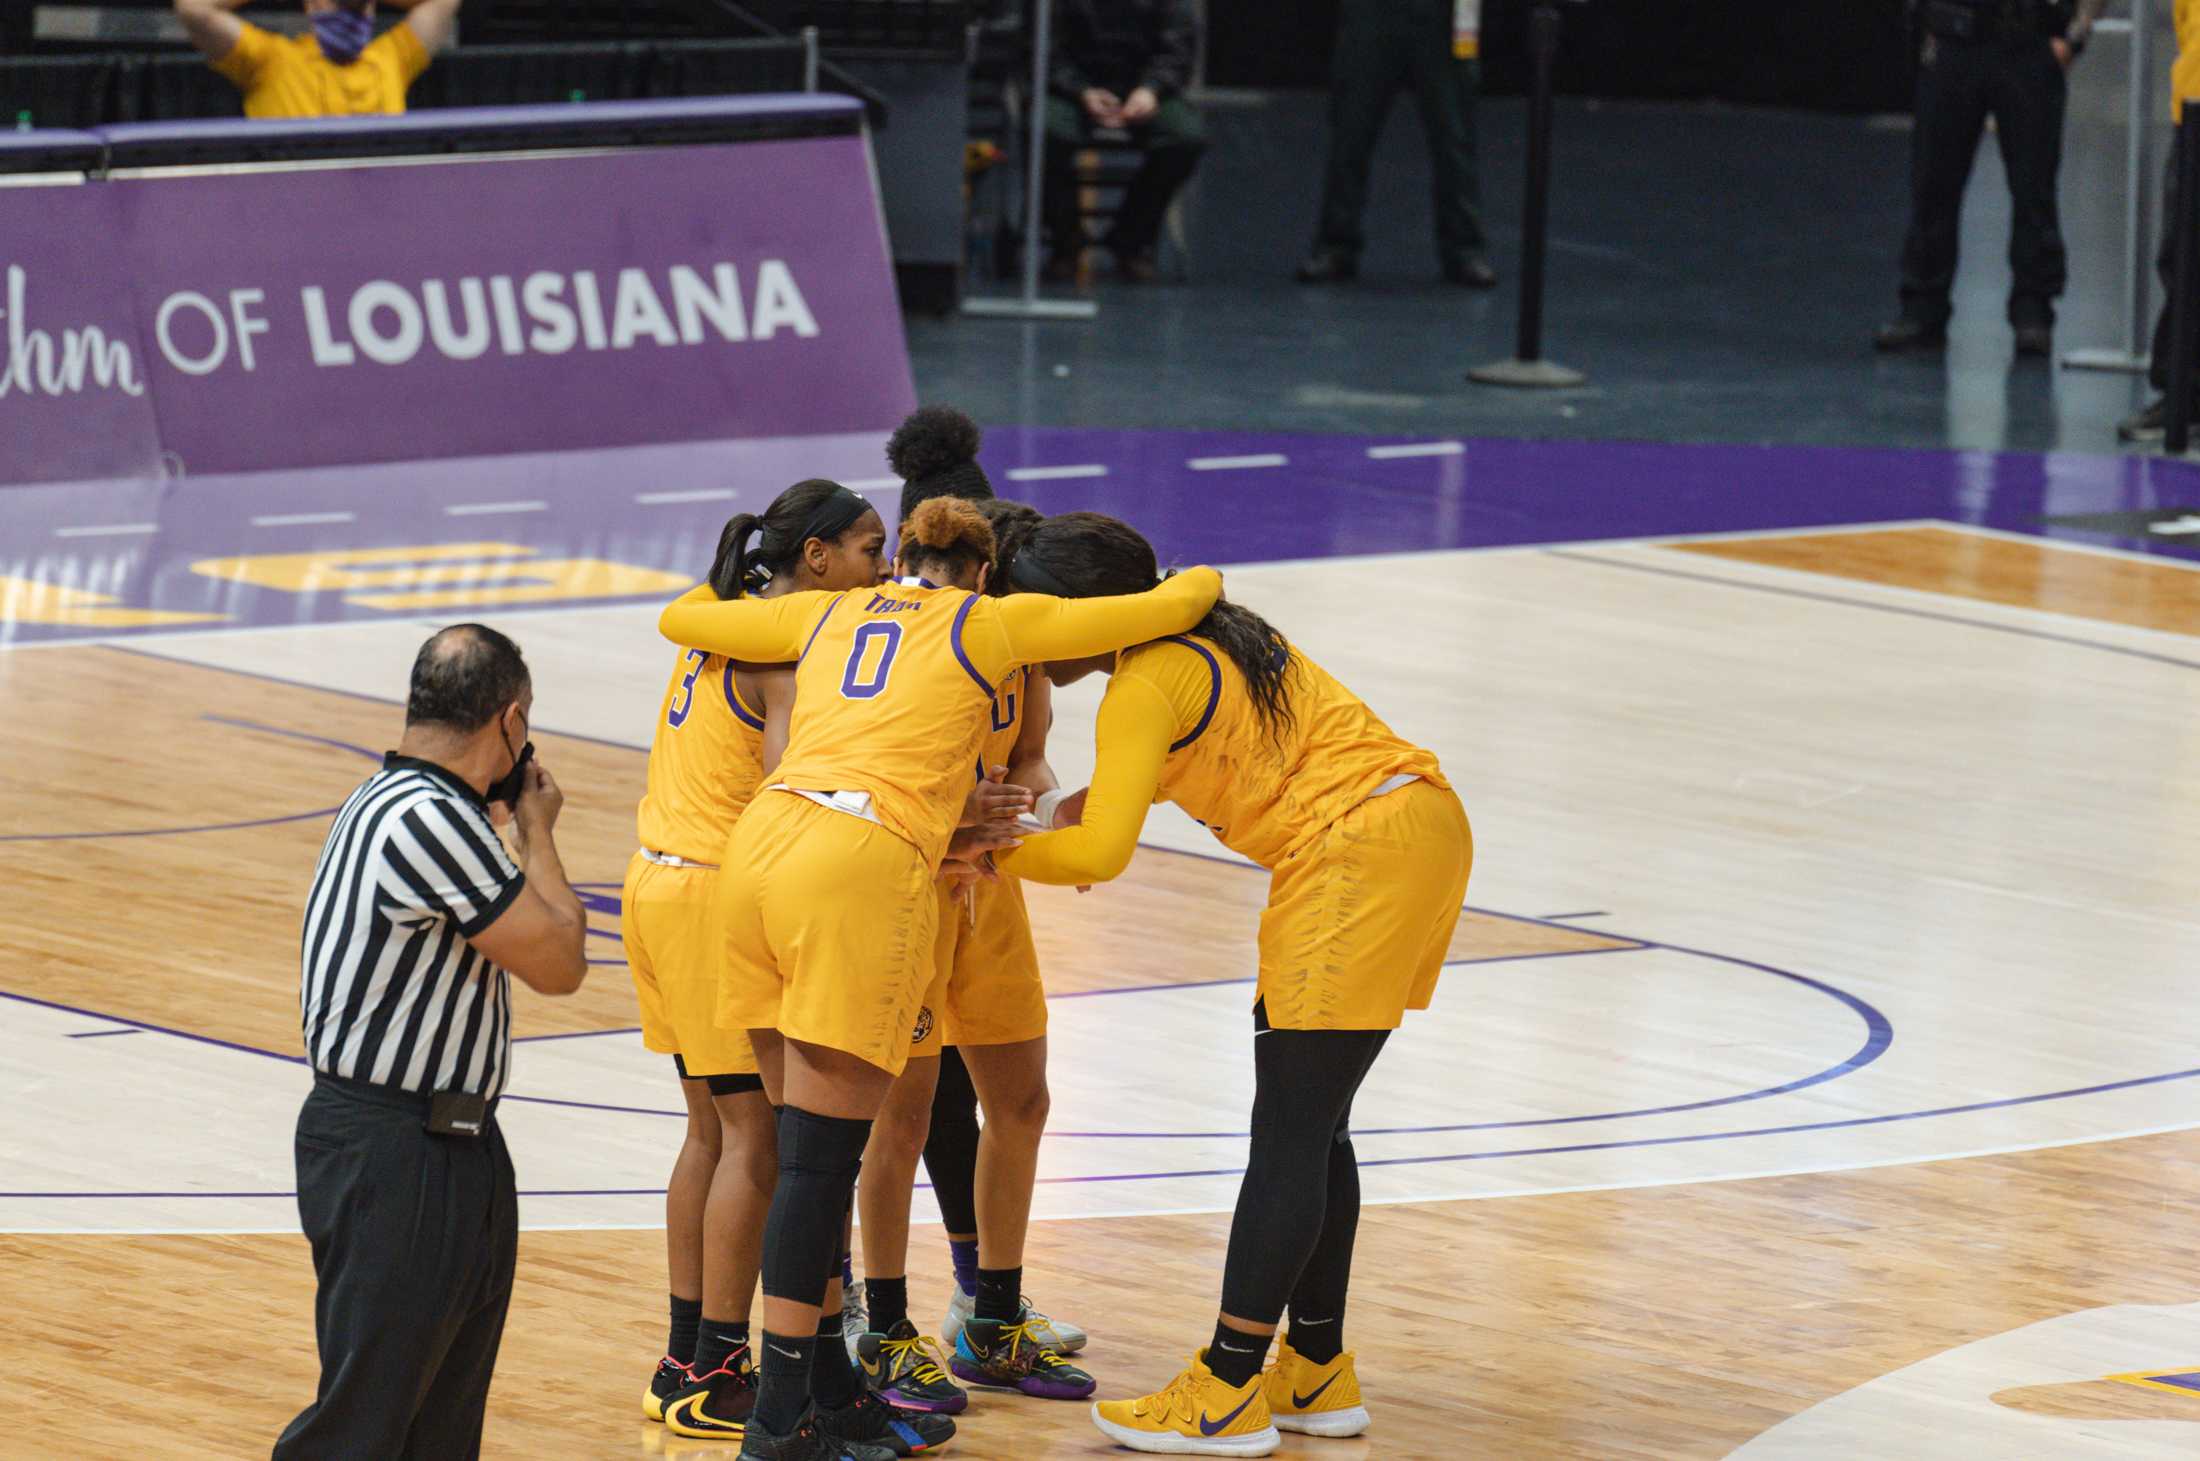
[1007,464,1109,481]
[22,1115,2200,1237]
[1367,441,1465,460]
[250,512,355,528]
[1936,518,2200,576]
[444,500,549,517]
[841,477,903,491]
[52,524,158,539]
[633,489,736,506]
[1187,454,1288,472]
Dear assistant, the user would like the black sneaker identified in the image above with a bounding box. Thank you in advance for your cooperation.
[1873,316,1947,352]
[1295,247,1358,284]
[818,1388,957,1455]
[2119,397,2174,443]
[644,1354,693,1422]
[738,1404,899,1461]
[666,1350,758,1440]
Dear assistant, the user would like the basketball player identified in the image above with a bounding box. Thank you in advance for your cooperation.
[852,498,1096,1412]
[990,513,1473,1458]
[627,481,889,1440]
[656,500,1222,1461]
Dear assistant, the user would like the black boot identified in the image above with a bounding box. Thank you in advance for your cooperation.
[2011,298,2054,359]
[1295,247,1358,284]
[1441,252,1498,288]
[1873,316,1947,353]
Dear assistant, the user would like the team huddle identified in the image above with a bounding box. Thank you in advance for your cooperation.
[625,406,1474,1460]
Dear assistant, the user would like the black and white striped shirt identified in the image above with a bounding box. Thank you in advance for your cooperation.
[300,754,527,1098]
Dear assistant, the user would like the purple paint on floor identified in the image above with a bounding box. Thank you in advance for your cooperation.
[5,430,2199,644]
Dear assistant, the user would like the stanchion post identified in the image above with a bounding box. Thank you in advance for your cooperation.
[1469,0,1584,388]
[2166,102,2200,451]
[801,25,820,92]
[2065,4,2156,372]
[962,0,1098,321]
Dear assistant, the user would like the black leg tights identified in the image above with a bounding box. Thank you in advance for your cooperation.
[922,1045,981,1236]
[1218,1020,1390,1335]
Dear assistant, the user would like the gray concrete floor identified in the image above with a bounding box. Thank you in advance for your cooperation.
[911,85,2162,452]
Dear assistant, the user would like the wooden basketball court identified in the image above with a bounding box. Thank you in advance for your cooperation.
[7,517,2200,1457]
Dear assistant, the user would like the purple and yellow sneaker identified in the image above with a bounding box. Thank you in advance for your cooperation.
[950,1312,1097,1400]
[858,1321,968,1413]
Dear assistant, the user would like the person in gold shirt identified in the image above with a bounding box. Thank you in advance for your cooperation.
[987,511,1473,1458]
[655,497,1221,1459]
[174,0,462,119]
[627,481,891,1441]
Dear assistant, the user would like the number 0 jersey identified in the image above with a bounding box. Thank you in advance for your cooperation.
[658,568,1223,869]
[634,647,768,864]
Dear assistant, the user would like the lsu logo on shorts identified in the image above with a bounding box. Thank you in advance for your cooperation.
[912,1005,934,1044]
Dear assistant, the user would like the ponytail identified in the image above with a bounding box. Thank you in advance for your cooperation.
[711,479,872,598]
[710,513,764,600]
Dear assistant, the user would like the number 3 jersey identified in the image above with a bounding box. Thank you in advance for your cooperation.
[635,646,769,865]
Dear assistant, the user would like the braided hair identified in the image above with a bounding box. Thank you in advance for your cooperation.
[1008,511,1297,739]
[976,499,1043,597]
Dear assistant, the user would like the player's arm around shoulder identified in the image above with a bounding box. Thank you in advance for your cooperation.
[659,584,837,665]
[985,566,1223,671]
[997,672,1176,887]
[467,759,587,995]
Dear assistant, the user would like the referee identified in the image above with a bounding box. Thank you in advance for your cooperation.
[275,624,587,1461]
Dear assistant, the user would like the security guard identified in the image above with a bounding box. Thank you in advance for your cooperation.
[1877,0,2106,355]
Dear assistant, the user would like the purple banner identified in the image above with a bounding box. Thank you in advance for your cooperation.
[0,183,168,486]
[1,132,913,487]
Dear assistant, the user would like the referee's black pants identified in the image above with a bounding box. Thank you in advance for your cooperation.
[274,1075,518,1461]
[1897,30,2069,327]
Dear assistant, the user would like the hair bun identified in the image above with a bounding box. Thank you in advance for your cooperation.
[905,496,997,562]
[886,405,983,483]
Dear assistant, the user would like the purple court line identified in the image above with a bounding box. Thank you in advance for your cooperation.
[1538,911,1609,921]
[513,1027,644,1044]
[3,986,307,1066]
[67,1028,142,1039]
[13,1061,2199,1204]
[0,715,375,843]
[1544,549,2200,674]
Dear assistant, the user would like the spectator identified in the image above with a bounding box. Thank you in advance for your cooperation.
[2120,0,2200,443]
[1044,0,1206,284]
[174,0,463,119]
[1874,0,2105,357]
[1298,0,1496,289]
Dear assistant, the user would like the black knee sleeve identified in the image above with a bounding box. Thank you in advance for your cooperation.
[760,1105,871,1305]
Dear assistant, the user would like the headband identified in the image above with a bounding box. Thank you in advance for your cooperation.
[1005,540,1077,597]
[795,483,871,550]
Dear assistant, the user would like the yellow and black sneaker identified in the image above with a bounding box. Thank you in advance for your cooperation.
[1262,1339,1370,1437]
[1089,1350,1280,1456]
[644,1355,693,1422]
[665,1347,758,1440]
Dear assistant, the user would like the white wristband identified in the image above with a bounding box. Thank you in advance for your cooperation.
[1034,788,1071,829]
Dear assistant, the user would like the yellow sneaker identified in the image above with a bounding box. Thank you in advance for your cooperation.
[1263,1339,1370,1437]
[1090,1351,1280,1456]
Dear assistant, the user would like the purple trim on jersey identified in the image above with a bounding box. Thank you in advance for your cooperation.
[722,662,765,731]
[797,592,847,665]
[948,594,993,695]
[1157,635,1223,752]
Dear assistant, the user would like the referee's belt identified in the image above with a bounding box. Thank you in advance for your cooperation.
[639,846,719,870]
[314,1070,499,1132]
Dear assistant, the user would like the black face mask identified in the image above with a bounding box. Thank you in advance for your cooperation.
[487,735,534,810]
